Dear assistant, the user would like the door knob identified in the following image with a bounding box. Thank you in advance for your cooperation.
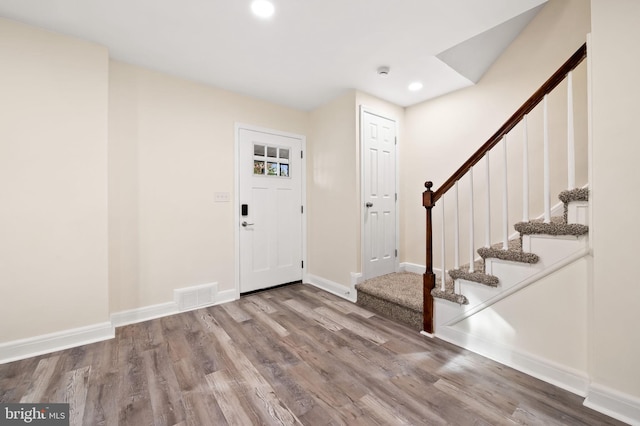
[365,202,373,208]
[242,221,254,227]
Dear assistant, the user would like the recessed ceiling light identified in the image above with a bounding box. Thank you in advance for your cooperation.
[408,82,423,91]
[251,0,275,19]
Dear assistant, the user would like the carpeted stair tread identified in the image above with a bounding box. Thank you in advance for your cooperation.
[448,271,498,287]
[478,246,539,264]
[449,259,499,287]
[430,275,469,305]
[477,238,539,264]
[514,216,588,236]
[558,187,589,203]
[559,188,589,223]
[431,288,468,305]
[355,272,422,312]
[449,264,499,287]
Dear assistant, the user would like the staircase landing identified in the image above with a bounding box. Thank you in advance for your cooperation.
[355,272,423,330]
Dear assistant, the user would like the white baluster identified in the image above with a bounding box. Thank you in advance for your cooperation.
[567,71,576,189]
[544,95,551,223]
[485,154,491,248]
[454,181,460,269]
[440,198,446,292]
[468,168,475,273]
[502,136,509,250]
[523,115,529,222]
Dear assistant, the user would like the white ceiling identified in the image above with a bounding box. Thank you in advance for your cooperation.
[0,0,547,111]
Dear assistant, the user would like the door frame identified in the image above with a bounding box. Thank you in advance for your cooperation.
[234,123,307,299]
[359,106,400,281]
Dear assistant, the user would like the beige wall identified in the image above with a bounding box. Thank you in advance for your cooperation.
[307,91,358,286]
[108,61,308,312]
[0,18,109,341]
[402,0,591,267]
[307,90,405,289]
[590,0,640,400]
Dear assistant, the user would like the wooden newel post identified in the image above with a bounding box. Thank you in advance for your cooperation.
[423,181,436,334]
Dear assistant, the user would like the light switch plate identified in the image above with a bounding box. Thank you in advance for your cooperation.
[214,192,230,202]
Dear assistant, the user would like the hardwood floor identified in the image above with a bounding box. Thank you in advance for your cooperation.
[0,284,624,425]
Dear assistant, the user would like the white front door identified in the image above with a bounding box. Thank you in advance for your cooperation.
[238,127,303,293]
[362,110,397,280]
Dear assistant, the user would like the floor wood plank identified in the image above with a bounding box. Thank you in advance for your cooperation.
[0,284,625,426]
[19,355,60,403]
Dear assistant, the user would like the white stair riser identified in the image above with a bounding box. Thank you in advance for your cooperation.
[455,279,500,311]
[435,299,464,327]
[523,234,588,268]
[485,259,543,283]
[567,201,589,225]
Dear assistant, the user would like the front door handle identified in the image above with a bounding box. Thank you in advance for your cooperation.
[242,221,255,227]
[365,202,373,208]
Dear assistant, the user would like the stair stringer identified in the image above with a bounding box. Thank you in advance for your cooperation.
[435,233,589,328]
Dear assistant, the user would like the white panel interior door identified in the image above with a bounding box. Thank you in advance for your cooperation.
[239,128,302,293]
[363,111,397,280]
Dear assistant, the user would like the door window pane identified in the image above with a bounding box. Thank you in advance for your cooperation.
[267,162,278,175]
[253,144,291,178]
[254,161,265,175]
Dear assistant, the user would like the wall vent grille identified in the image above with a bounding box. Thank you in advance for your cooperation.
[174,282,218,312]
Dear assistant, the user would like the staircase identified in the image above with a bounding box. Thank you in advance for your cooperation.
[356,43,590,334]
[355,187,589,330]
[432,187,589,328]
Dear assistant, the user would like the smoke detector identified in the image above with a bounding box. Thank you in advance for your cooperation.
[377,66,390,76]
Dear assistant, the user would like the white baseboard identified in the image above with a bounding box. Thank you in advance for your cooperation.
[306,274,356,302]
[585,383,640,426]
[350,272,363,300]
[399,262,443,276]
[0,284,240,364]
[216,288,237,305]
[400,262,425,274]
[436,325,590,397]
[0,322,114,364]
[112,286,239,327]
[350,272,363,287]
[111,301,178,328]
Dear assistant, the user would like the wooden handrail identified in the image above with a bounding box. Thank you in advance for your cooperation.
[432,43,587,203]
[422,43,587,335]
